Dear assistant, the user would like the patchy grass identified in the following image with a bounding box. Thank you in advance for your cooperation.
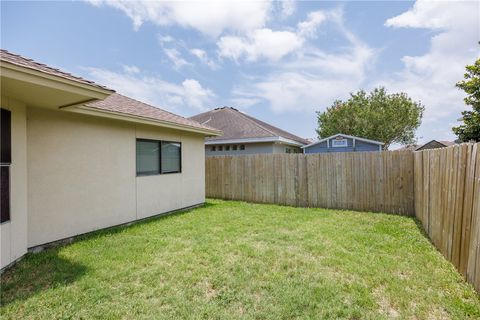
[1,200,479,319]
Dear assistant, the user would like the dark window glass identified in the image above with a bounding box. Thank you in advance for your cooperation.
[136,140,160,175]
[233,145,238,151]
[212,146,216,151]
[226,145,230,151]
[161,141,181,173]
[240,145,245,150]
[1,108,11,164]
[218,146,223,151]
[1,166,10,223]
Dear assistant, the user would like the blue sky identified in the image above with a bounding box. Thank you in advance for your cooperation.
[2,1,479,146]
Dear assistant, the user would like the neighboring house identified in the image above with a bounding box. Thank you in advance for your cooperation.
[302,133,384,153]
[415,140,456,151]
[0,50,220,269]
[397,140,456,151]
[190,107,309,156]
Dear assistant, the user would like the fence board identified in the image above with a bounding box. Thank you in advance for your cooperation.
[414,143,480,293]
[206,150,415,215]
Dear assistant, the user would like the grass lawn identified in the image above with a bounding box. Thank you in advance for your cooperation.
[1,200,479,319]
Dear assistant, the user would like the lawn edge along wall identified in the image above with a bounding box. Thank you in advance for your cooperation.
[206,143,480,293]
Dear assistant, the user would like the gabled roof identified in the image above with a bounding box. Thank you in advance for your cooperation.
[415,140,456,151]
[0,49,112,92]
[302,133,384,149]
[83,93,221,135]
[189,107,309,145]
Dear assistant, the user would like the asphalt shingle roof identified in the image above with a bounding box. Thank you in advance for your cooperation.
[1,49,217,133]
[190,107,309,144]
[0,49,112,91]
[85,93,219,133]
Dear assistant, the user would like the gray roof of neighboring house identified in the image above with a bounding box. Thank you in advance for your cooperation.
[415,140,456,151]
[85,93,220,133]
[189,107,309,145]
[0,49,112,91]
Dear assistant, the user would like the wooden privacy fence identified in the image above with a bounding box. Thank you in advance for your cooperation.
[206,151,415,215]
[414,143,480,292]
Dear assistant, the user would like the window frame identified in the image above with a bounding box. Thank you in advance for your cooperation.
[136,138,182,177]
[331,139,348,148]
[1,108,11,223]
[161,140,182,174]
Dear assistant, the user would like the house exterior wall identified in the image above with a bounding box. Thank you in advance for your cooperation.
[0,96,28,269]
[304,137,381,154]
[206,142,274,156]
[26,107,206,248]
[205,142,302,156]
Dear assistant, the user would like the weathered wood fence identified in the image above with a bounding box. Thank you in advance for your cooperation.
[414,143,479,292]
[206,151,415,215]
[206,144,480,292]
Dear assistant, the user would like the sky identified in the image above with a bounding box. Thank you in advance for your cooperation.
[1,0,479,147]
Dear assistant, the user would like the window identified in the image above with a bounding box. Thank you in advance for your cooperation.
[232,145,238,151]
[226,145,230,151]
[218,146,223,151]
[1,108,11,223]
[240,145,245,150]
[332,138,348,147]
[136,139,181,176]
[286,148,292,154]
[136,139,160,175]
[1,166,9,223]
[211,146,216,152]
[161,141,181,174]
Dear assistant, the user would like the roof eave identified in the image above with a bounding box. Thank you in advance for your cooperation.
[302,133,384,148]
[206,136,306,147]
[1,61,114,98]
[62,105,222,136]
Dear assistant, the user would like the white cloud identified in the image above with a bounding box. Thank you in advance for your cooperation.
[190,48,218,69]
[122,65,140,74]
[382,0,479,142]
[87,0,272,36]
[231,9,375,113]
[218,10,328,62]
[218,28,303,62]
[280,0,295,18]
[163,48,190,70]
[297,11,326,38]
[86,67,215,112]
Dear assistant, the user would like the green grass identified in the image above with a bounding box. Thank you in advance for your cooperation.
[1,200,479,319]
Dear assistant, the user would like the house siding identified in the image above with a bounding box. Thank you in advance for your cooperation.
[26,107,206,248]
[0,96,28,269]
[304,136,381,154]
[205,142,302,156]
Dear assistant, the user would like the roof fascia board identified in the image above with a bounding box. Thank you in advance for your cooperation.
[1,62,113,98]
[63,105,221,136]
[206,136,304,147]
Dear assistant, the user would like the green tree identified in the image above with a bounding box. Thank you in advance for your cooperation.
[452,57,480,142]
[316,87,424,150]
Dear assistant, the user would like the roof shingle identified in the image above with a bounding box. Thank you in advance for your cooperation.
[0,49,112,91]
[190,107,309,144]
[85,93,219,133]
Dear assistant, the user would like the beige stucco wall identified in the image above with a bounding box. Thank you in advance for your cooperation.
[27,107,206,247]
[0,96,28,269]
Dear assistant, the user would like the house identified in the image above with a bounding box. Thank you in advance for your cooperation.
[302,133,383,153]
[189,107,309,156]
[415,140,456,151]
[0,50,220,269]
[396,140,456,151]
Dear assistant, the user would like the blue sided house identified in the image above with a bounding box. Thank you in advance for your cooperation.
[302,133,384,154]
